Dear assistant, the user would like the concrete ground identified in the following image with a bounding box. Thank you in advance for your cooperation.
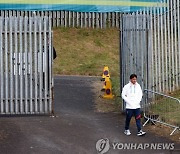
[0,76,179,154]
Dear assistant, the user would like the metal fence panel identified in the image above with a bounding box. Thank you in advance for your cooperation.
[0,16,53,115]
[120,0,180,111]
[0,10,122,29]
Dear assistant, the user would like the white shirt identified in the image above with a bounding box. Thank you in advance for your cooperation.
[121,81,143,109]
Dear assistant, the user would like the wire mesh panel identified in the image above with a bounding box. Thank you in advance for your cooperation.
[0,16,53,115]
[143,89,180,135]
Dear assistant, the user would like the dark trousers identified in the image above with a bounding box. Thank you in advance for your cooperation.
[125,108,141,132]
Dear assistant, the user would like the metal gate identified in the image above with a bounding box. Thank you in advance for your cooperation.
[0,16,53,115]
[120,0,180,111]
[120,12,149,110]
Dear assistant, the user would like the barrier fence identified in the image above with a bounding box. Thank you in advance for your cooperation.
[120,0,180,110]
[143,89,180,135]
[0,16,54,115]
[0,10,121,29]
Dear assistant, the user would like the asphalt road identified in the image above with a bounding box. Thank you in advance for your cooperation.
[0,76,179,154]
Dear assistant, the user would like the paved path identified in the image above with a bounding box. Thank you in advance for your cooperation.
[0,76,179,154]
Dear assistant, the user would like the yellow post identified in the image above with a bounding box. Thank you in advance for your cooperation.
[103,77,114,99]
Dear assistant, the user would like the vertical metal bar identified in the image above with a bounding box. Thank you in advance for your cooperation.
[103,13,106,29]
[170,0,175,91]
[63,11,65,27]
[44,17,48,113]
[9,16,14,113]
[150,7,154,91]
[65,11,67,27]
[96,13,99,29]
[107,12,110,28]
[136,11,139,78]
[146,7,150,92]
[57,11,60,27]
[130,14,133,74]
[34,17,38,113]
[14,17,18,113]
[72,12,75,27]
[52,11,56,27]
[136,12,140,83]
[144,8,148,90]
[19,17,24,113]
[153,7,158,92]
[167,0,171,92]
[112,12,115,27]
[132,12,136,73]
[125,15,128,85]
[157,6,161,92]
[88,12,91,28]
[39,17,43,113]
[48,17,52,114]
[5,16,9,113]
[24,17,28,113]
[119,14,123,111]
[60,11,63,26]
[163,0,168,91]
[29,17,33,113]
[0,17,4,113]
[85,12,87,28]
[100,12,103,29]
[81,12,83,28]
[134,11,138,75]
[160,1,165,92]
[92,12,94,28]
[140,10,144,90]
[173,0,178,88]
[177,0,180,86]
[121,14,124,111]
[115,12,118,28]
[123,14,126,111]
[126,14,129,85]
[68,11,71,27]
[76,12,78,28]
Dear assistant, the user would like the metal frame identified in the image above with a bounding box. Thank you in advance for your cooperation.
[0,16,54,115]
[143,89,180,135]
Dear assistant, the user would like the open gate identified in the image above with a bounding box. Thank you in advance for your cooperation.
[0,16,54,115]
[120,12,149,111]
[120,0,180,111]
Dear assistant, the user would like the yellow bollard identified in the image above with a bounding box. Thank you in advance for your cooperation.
[101,66,110,81]
[103,77,114,99]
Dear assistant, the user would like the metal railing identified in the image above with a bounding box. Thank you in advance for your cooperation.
[143,89,180,135]
[0,10,121,29]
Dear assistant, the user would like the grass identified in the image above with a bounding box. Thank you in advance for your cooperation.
[53,27,120,76]
[53,27,121,111]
